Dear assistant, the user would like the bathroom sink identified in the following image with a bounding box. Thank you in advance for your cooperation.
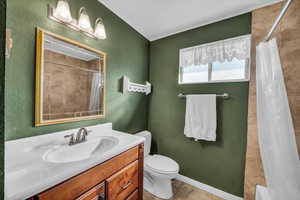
[43,136,119,163]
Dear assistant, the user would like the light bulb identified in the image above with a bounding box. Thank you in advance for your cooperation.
[54,0,72,23]
[94,18,107,39]
[78,7,92,32]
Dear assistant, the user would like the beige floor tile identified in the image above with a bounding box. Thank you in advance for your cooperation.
[143,180,224,200]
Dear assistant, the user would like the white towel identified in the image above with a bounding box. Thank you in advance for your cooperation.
[184,95,217,141]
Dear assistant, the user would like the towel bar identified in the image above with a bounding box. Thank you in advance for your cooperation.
[178,93,229,99]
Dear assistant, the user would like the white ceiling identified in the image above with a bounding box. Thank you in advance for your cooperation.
[98,0,282,41]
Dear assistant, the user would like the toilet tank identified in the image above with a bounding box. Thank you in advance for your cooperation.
[136,131,151,157]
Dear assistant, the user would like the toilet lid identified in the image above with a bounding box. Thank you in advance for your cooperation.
[145,155,179,173]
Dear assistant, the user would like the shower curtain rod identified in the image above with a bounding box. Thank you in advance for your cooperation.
[264,0,293,42]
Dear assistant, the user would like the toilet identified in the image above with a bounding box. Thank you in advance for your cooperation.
[136,131,179,199]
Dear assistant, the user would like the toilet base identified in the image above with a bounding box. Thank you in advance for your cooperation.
[144,171,174,199]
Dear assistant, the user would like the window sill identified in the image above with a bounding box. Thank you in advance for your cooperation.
[178,79,249,85]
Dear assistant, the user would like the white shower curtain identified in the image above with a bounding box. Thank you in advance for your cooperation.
[89,72,102,113]
[256,39,300,200]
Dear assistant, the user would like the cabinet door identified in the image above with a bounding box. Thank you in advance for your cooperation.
[75,183,105,200]
[106,161,138,200]
[126,190,138,200]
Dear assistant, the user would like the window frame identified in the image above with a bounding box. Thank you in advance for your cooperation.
[178,35,251,85]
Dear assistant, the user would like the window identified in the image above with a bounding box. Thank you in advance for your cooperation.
[179,35,251,84]
[179,58,249,84]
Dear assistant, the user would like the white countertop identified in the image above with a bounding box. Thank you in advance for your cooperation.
[5,123,145,200]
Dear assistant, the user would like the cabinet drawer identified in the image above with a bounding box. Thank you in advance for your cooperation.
[36,146,139,200]
[75,183,105,200]
[106,161,139,200]
[126,190,138,200]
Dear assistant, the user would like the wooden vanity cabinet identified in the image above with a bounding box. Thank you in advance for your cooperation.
[28,144,144,200]
[126,190,138,200]
[75,183,105,200]
[106,161,138,200]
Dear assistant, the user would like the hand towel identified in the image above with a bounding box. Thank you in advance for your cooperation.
[184,95,217,141]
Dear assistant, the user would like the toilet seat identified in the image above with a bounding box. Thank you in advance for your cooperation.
[145,154,179,174]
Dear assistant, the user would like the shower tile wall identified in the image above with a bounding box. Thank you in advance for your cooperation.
[244,1,300,200]
[43,50,100,120]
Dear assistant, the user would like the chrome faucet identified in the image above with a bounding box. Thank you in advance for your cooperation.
[64,128,90,145]
[76,128,89,142]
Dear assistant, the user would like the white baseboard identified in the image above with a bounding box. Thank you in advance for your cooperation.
[176,174,243,200]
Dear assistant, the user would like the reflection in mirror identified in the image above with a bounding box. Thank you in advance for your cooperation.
[35,29,105,126]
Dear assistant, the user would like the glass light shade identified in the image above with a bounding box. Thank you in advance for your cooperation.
[94,18,107,39]
[78,7,92,32]
[54,0,72,23]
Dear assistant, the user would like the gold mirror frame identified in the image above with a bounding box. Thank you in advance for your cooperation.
[35,28,106,126]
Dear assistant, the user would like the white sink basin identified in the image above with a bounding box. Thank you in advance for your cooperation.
[43,136,119,163]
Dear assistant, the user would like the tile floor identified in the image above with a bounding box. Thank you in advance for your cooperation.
[143,180,224,200]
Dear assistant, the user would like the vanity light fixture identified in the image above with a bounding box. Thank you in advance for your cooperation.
[94,18,107,39]
[48,0,107,40]
[78,7,93,33]
[53,0,73,23]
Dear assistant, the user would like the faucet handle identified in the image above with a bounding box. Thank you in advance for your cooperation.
[64,133,74,138]
[82,130,91,141]
[64,134,75,145]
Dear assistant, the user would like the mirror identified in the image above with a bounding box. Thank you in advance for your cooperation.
[35,28,106,126]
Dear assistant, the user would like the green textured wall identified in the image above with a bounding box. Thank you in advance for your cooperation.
[5,0,149,140]
[148,14,251,197]
[5,1,251,197]
[1,0,6,198]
